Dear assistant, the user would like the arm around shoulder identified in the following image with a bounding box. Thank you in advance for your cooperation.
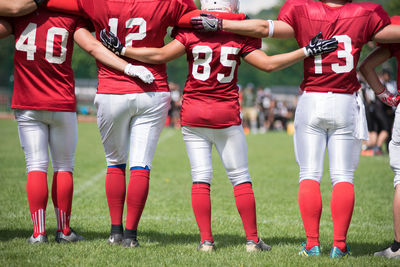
[0,0,42,17]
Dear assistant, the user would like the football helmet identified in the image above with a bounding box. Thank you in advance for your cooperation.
[200,0,240,13]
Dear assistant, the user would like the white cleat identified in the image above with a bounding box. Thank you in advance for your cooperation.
[374,246,400,259]
[27,234,48,244]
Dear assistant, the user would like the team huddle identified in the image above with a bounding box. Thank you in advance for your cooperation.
[1,0,400,259]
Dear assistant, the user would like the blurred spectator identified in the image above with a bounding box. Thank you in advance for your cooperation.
[168,82,182,128]
[241,83,258,133]
[362,70,396,156]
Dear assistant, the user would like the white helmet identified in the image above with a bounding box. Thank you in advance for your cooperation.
[200,0,240,13]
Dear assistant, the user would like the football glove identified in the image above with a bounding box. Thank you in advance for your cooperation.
[303,32,338,57]
[34,0,48,7]
[190,13,222,32]
[124,64,155,84]
[100,29,126,56]
[376,88,400,107]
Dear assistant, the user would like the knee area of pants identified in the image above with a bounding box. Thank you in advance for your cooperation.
[228,172,251,186]
[390,140,400,147]
[394,176,400,188]
[27,166,48,173]
[299,176,321,184]
[52,162,74,173]
[331,178,353,187]
[299,170,322,183]
[191,173,212,184]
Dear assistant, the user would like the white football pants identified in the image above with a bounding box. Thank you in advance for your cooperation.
[294,92,362,186]
[389,105,400,187]
[15,109,77,173]
[182,125,251,186]
[95,92,170,169]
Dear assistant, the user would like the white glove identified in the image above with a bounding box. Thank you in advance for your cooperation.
[124,64,155,84]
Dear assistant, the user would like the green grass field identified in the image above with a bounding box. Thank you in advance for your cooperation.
[0,119,398,266]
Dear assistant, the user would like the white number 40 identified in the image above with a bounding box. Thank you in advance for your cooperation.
[16,22,69,64]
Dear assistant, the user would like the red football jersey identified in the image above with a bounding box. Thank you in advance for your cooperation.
[77,0,196,94]
[278,0,390,94]
[9,8,89,112]
[173,29,261,128]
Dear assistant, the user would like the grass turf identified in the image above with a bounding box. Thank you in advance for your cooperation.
[0,119,398,266]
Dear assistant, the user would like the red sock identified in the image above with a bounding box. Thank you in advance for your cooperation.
[298,180,322,250]
[191,184,213,242]
[126,170,149,230]
[234,183,258,242]
[27,171,48,237]
[105,167,126,226]
[331,182,354,252]
[52,171,73,235]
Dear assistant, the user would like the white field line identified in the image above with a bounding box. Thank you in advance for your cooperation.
[74,129,176,196]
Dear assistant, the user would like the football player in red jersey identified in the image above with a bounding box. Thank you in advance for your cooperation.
[100,0,337,252]
[360,16,400,259]
[58,0,197,248]
[0,7,152,244]
[191,0,400,258]
[0,0,46,16]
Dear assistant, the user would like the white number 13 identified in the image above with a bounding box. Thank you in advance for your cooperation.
[314,34,353,74]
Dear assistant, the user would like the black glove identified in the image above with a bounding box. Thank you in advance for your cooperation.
[99,29,125,56]
[304,32,338,57]
[33,0,48,7]
[190,13,222,32]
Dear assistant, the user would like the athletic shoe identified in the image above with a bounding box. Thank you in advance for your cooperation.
[298,242,321,256]
[330,244,351,258]
[121,238,140,248]
[55,229,84,243]
[374,246,400,259]
[27,234,48,244]
[197,240,215,252]
[108,233,124,245]
[246,239,271,252]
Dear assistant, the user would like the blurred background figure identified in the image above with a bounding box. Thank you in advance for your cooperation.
[241,83,258,134]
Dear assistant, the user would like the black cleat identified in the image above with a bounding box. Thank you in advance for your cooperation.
[121,238,140,248]
[108,233,124,245]
[55,228,84,243]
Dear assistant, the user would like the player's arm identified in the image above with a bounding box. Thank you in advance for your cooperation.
[244,32,338,73]
[190,14,295,39]
[223,19,295,39]
[73,28,154,84]
[0,18,12,39]
[243,48,305,73]
[373,24,400,43]
[359,46,399,107]
[0,0,46,17]
[124,40,185,64]
[99,29,186,64]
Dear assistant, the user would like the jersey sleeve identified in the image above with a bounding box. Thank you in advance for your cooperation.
[45,0,83,16]
[171,27,189,46]
[75,17,93,32]
[242,37,262,56]
[170,0,197,26]
[277,0,297,30]
[366,4,390,40]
